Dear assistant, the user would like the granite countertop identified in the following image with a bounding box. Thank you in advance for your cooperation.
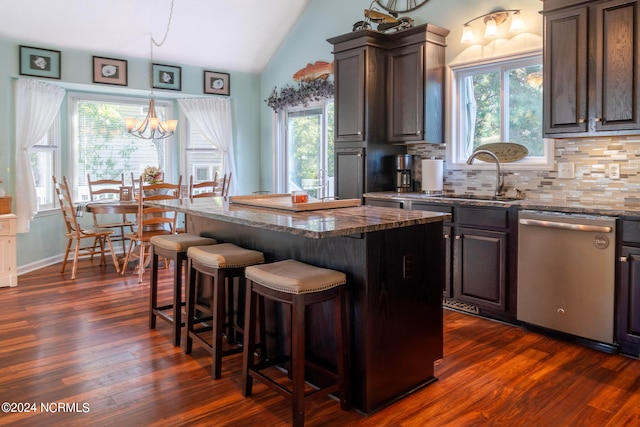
[364,192,640,218]
[150,197,450,239]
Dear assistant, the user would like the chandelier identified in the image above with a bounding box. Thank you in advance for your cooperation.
[124,0,177,140]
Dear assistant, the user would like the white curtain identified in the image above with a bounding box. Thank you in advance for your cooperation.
[14,78,66,233]
[177,98,237,195]
[463,75,477,158]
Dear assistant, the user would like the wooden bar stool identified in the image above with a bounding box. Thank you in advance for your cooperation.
[184,243,264,379]
[241,259,350,427]
[149,233,217,346]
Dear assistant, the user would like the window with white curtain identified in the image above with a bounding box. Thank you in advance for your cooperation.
[68,92,175,201]
[182,120,223,183]
[450,53,553,169]
[29,112,60,211]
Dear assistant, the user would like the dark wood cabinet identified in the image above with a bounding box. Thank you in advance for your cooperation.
[410,202,453,297]
[386,25,448,143]
[328,24,449,200]
[366,197,517,322]
[328,31,403,199]
[618,246,640,357]
[453,207,513,320]
[334,47,367,142]
[335,147,365,200]
[618,219,640,357]
[543,0,640,136]
[543,4,588,134]
[454,227,508,312]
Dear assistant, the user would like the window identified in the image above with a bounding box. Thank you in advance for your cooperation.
[69,93,175,201]
[30,112,60,211]
[182,121,223,184]
[276,101,334,199]
[450,54,553,168]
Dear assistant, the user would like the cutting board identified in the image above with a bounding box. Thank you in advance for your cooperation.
[229,194,361,211]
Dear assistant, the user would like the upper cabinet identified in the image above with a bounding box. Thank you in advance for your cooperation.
[543,0,640,137]
[334,47,367,142]
[329,24,449,145]
[386,25,449,143]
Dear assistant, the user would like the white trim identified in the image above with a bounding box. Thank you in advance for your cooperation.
[447,51,553,171]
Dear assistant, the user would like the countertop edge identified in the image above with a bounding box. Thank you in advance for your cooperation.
[148,199,451,239]
[364,192,640,218]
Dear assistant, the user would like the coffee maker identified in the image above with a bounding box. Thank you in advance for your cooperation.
[395,154,413,193]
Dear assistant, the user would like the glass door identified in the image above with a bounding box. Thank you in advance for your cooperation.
[284,101,334,200]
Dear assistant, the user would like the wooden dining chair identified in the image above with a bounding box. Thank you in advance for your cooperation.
[121,175,182,283]
[53,176,120,280]
[189,172,220,198]
[87,173,135,254]
[221,172,232,197]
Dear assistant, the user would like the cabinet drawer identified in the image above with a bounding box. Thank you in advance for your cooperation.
[457,207,508,228]
[366,199,404,209]
[622,220,640,244]
[410,202,453,223]
[0,219,12,236]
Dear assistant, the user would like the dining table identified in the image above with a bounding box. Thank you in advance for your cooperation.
[85,199,139,215]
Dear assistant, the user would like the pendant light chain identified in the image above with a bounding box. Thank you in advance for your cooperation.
[150,0,175,63]
[124,0,178,140]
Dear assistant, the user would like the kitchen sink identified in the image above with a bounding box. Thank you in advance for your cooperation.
[427,194,522,202]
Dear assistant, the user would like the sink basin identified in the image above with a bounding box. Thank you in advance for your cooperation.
[427,194,521,202]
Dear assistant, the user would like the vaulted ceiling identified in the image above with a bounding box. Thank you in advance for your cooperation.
[0,0,311,74]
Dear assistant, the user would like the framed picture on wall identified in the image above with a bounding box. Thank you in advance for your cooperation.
[152,63,182,91]
[204,71,230,96]
[19,45,61,79]
[93,56,128,86]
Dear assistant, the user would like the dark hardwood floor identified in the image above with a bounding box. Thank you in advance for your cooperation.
[2,258,640,426]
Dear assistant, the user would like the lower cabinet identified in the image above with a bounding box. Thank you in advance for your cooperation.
[618,219,640,357]
[454,226,507,313]
[453,207,513,321]
[368,198,517,323]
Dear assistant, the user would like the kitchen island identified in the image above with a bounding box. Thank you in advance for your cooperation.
[154,197,449,414]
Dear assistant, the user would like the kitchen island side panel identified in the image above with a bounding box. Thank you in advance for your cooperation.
[187,214,443,414]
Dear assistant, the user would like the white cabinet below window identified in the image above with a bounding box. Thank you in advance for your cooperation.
[0,214,17,287]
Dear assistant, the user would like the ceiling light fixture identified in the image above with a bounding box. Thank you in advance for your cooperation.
[460,9,523,44]
[125,0,178,140]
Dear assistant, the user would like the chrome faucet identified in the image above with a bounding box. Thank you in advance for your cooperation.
[466,150,505,197]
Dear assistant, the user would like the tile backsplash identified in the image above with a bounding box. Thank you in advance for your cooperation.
[408,135,640,206]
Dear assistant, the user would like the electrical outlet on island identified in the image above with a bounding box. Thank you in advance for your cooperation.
[557,162,575,179]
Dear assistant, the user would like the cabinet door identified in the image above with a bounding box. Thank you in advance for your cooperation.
[334,48,366,142]
[454,227,507,312]
[595,0,640,132]
[443,225,453,298]
[618,246,640,356]
[387,44,423,142]
[335,148,364,200]
[543,6,588,134]
[409,202,453,297]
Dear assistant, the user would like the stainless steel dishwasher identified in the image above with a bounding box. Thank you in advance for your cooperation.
[517,210,616,345]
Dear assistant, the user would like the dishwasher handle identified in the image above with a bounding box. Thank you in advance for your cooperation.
[519,218,613,233]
